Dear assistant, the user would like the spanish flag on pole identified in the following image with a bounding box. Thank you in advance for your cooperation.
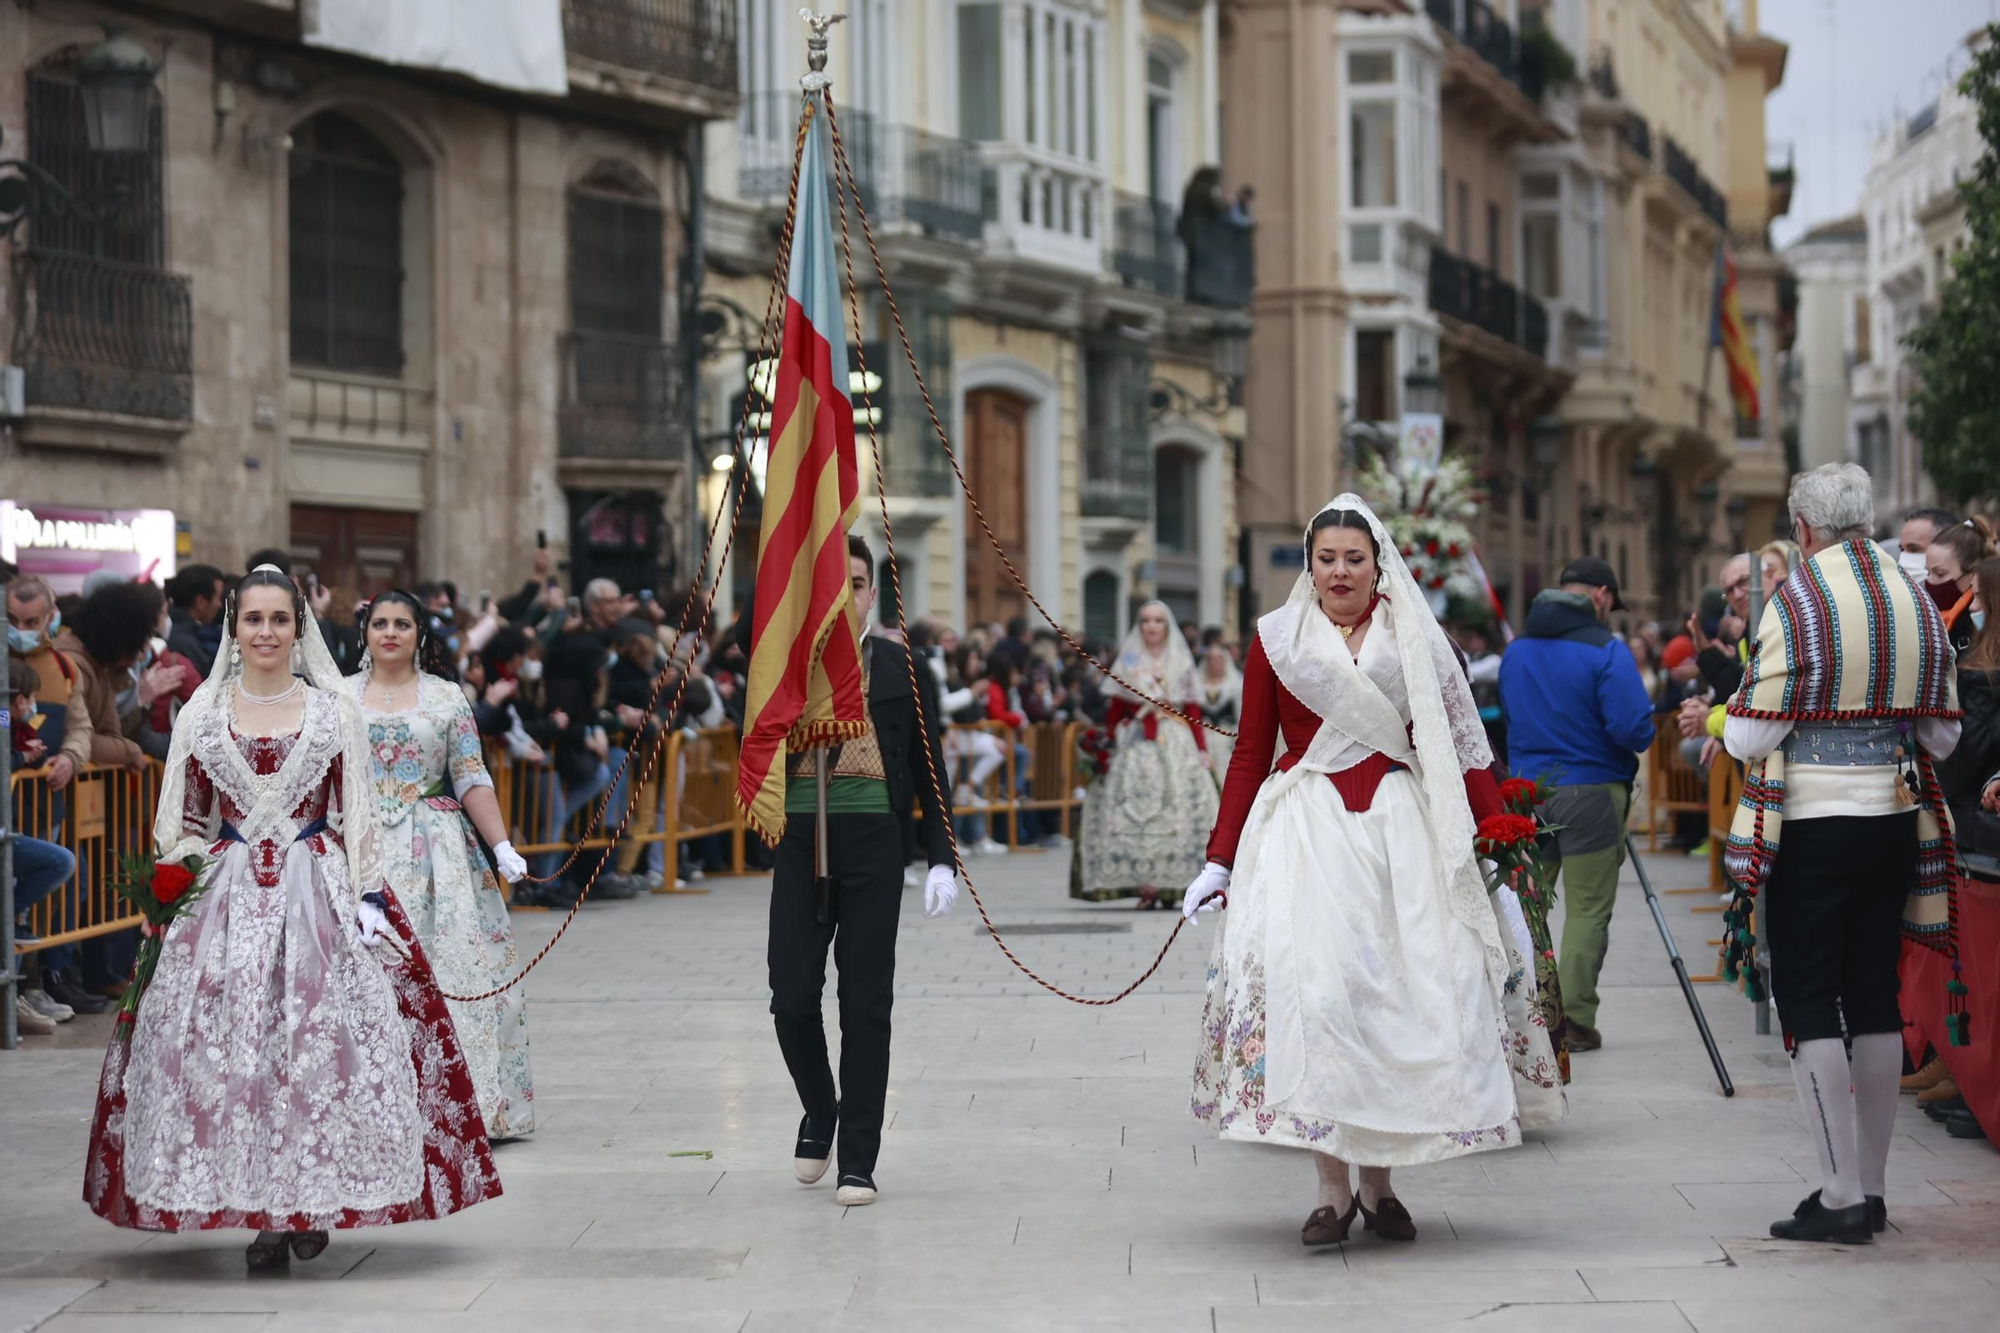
[736,100,866,846]
[1709,248,1761,424]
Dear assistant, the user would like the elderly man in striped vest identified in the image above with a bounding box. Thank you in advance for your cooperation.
[1723,463,1964,1244]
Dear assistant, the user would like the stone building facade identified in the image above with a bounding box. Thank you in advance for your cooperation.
[700,0,1248,643]
[1,0,734,598]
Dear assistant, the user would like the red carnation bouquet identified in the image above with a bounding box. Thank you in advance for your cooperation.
[1477,773,1571,1081]
[108,850,217,1037]
[1075,726,1116,781]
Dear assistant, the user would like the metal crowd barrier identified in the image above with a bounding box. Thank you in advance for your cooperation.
[11,760,163,953]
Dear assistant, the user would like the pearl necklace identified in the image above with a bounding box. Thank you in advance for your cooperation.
[237,676,301,706]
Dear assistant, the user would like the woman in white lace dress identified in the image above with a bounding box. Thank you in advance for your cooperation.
[1181,499,1565,1247]
[1074,602,1219,908]
[1196,644,1243,778]
[85,569,500,1268]
[349,590,535,1139]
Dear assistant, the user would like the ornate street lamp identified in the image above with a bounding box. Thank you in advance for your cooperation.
[0,26,160,240]
[1726,494,1749,552]
[1529,414,1565,480]
[1630,454,1658,514]
[1693,481,1721,531]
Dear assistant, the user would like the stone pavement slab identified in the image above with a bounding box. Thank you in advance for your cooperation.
[4,844,1996,1331]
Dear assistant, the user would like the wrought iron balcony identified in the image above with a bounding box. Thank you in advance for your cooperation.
[1427,0,1526,95]
[562,0,737,97]
[1429,249,1547,362]
[1113,193,1179,297]
[10,249,193,422]
[1662,135,1729,229]
[738,95,982,245]
[1622,109,1653,162]
[1082,337,1152,522]
[1183,212,1254,310]
[557,330,689,463]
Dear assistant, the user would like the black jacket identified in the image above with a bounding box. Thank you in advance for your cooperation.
[1938,667,2000,805]
[863,634,953,869]
[166,607,216,679]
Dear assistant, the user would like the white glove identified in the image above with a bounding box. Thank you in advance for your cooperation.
[924,864,958,918]
[1182,862,1231,922]
[493,840,529,884]
[356,899,410,960]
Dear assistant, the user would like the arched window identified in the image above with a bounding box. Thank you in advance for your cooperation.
[289,112,405,374]
[26,49,165,264]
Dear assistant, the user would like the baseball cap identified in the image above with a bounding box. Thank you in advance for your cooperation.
[1557,556,1626,611]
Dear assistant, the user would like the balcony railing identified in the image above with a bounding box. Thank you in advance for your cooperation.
[558,330,689,462]
[738,96,982,245]
[981,148,1108,275]
[10,249,193,422]
[1082,338,1152,521]
[1428,0,1527,96]
[1661,136,1729,229]
[562,0,737,95]
[1114,193,1179,298]
[1622,109,1653,162]
[1429,249,1548,362]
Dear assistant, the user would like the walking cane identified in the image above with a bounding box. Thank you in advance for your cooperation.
[1625,831,1734,1097]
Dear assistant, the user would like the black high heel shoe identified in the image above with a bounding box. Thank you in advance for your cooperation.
[1358,1195,1418,1242]
[289,1230,330,1261]
[1301,1196,1360,1246]
[245,1231,290,1271]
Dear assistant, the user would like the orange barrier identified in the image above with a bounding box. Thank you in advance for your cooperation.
[938,720,1082,849]
[1645,715,1708,853]
[11,760,162,953]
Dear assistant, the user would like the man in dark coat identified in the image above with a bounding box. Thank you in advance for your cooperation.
[765,534,958,1207]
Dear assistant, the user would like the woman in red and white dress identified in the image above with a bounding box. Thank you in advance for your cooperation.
[84,567,500,1268]
[1183,497,1564,1247]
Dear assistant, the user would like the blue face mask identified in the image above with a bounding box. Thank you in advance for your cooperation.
[6,624,41,654]
[1974,611,1988,633]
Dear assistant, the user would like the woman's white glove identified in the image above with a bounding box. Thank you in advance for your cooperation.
[493,840,529,884]
[356,898,410,960]
[924,864,959,918]
[1182,862,1231,921]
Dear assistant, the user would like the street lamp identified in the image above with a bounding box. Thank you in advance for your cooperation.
[1402,352,1444,418]
[1630,455,1658,514]
[1725,494,1749,551]
[1529,414,1565,480]
[1693,481,1721,531]
[0,26,160,241]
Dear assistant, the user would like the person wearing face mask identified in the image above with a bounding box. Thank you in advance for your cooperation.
[6,575,92,795]
[1898,506,1962,610]
[1923,517,1998,657]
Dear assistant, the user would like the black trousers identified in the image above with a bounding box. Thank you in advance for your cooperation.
[768,811,904,1176]
[1765,811,1917,1044]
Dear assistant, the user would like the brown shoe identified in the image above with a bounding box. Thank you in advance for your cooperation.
[1902,1058,1947,1093]
[1563,1019,1603,1052]
[1301,1197,1359,1246]
[1359,1195,1417,1242]
[1917,1076,1961,1106]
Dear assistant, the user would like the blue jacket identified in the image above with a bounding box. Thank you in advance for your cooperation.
[1499,591,1656,787]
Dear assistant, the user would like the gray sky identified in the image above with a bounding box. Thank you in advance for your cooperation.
[1764,0,1995,249]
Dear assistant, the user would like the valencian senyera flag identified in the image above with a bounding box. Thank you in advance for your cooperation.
[736,100,867,846]
[1709,248,1761,423]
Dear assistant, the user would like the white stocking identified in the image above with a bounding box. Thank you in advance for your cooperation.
[1312,1151,1352,1210]
[1849,1031,1902,1200]
[1791,1037,1863,1209]
[1357,1164,1393,1210]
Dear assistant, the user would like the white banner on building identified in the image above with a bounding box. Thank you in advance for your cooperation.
[303,0,568,96]
[1400,412,1444,470]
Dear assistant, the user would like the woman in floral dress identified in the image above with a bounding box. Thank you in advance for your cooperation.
[85,568,500,1269]
[349,590,534,1140]
[1074,601,1219,908]
[1179,498,1564,1248]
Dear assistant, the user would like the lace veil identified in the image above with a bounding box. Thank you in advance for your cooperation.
[153,566,380,900]
[1265,494,1506,992]
[1105,599,1200,707]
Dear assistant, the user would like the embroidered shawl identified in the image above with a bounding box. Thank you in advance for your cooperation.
[1723,539,1961,948]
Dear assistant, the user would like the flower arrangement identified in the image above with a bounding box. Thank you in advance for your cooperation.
[1074,726,1115,781]
[1476,773,1571,1082]
[1352,450,1485,603]
[107,850,217,1038]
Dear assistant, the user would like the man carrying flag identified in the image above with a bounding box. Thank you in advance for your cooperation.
[736,95,958,1209]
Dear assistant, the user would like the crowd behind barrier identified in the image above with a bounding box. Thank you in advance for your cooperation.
[11,719,1094,952]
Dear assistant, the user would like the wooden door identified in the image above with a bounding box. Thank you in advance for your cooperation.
[964,389,1030,628]
[288,504,418,598]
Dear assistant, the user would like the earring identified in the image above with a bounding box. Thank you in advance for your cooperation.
[291,641,303,673]
[358,646,374,676]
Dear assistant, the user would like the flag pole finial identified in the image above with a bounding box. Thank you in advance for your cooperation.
[799,9,846,90]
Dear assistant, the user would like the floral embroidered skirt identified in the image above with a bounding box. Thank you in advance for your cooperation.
[1190,768,1563,1166]
[1075,718,1218,902]
[84,841,501,1230]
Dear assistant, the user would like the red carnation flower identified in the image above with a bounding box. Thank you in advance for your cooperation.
[1430,575,1447,589]
[1447,543,1462,558]
[1425,539,1440,556]
[1498,777,1538,809]
[1475,813,1539,851]
[150,862,196,905]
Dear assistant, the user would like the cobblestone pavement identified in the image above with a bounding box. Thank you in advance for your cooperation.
[5,842,1997,1332]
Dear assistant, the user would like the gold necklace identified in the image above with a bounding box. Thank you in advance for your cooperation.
[1336,622,1358,641]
